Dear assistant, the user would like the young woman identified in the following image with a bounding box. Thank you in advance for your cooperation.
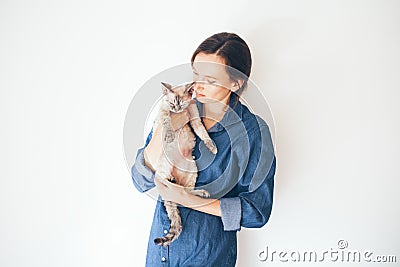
[131,32,276,266]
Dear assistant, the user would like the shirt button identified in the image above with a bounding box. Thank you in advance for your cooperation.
[163,229,168,234]
[161,257,166,262]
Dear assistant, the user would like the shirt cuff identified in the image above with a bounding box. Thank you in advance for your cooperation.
[220,197,242,231]
[135,147,155,178]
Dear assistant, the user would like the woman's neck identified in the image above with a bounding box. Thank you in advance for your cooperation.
[202,93,231,130]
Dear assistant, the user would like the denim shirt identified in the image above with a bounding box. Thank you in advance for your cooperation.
[131,93,276,266]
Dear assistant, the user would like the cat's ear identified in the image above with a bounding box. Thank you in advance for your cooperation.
[184,81,196,95]
[161,82,173,95]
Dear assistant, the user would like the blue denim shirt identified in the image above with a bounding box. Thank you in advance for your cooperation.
[131,93,276,266]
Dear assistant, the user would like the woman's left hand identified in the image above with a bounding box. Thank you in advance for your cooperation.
[154,176,188,205]
[154,173,222,217]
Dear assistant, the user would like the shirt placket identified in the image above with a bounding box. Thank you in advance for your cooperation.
[160,218,170,265]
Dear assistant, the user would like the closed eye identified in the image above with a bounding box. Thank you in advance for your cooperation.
[207,79,216,84]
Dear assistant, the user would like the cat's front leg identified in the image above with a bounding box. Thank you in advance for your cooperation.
[203,138,218,154]
[186,103,217,154]
[189,118,218,154]
[163,127,175,143]
[159,110,175,143]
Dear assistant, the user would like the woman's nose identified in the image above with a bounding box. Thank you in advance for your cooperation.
[194,81,204,91]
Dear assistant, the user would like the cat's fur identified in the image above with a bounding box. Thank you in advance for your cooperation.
[153,81,217,247]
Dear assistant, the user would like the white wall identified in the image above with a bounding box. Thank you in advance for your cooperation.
[1,0,399,266]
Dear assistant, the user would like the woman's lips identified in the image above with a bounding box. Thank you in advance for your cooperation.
[197,93,205,97]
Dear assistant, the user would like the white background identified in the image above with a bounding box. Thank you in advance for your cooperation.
[1,0,399,266]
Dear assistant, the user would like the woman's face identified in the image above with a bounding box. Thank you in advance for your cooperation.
[192,53,237,104]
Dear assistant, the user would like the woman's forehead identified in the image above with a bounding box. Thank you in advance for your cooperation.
[194,52,225,64]
[192,53,230,80]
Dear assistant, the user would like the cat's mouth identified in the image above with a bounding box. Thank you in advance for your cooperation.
[171,109,185,113]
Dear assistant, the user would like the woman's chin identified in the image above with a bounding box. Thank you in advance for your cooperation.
[196,96,215,103]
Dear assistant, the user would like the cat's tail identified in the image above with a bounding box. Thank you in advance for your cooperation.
[154,202,182,247]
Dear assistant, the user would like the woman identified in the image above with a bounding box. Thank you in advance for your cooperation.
[131,32,276,266]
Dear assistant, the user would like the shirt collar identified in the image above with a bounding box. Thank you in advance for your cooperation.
[195,92,243,133]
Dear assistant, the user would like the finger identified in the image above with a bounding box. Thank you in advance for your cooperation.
[162,178,170,184]
[163,178,177,189]
[166,180,183,189]
[161,177,174,187]
[154,177,168,188]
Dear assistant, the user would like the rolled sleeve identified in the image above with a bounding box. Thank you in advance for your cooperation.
[131,147,155,193]
[220,197,242,231]
[239,155,276,228]
[221,122,276,230]
[131,129,155,193]
[220,156,276,231]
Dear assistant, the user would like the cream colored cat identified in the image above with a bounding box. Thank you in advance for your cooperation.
[153,81,217,247]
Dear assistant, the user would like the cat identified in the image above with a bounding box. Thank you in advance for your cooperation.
[153,81,217,247]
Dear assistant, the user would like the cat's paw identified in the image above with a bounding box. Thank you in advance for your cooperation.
[203,139,217,154]
[164,130,175,143]
[191,189,210,198]
[201,190,210,198]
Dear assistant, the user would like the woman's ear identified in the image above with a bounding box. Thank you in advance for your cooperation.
[231,80,244,92]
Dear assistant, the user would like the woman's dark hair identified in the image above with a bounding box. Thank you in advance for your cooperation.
[191,32,252,97]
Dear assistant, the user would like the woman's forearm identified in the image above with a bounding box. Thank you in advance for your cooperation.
[181,192,222,217]
[153,166,222,217]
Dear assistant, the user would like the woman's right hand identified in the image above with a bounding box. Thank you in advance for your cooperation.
[143,122,163,173]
